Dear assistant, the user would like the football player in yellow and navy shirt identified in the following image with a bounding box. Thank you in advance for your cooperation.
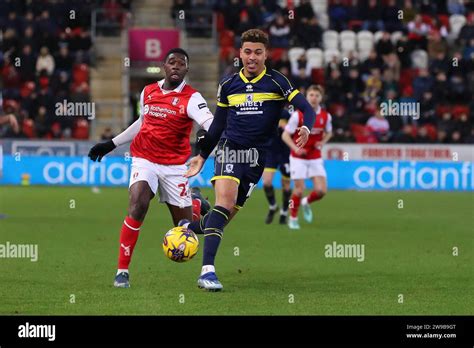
[183,29,315,291]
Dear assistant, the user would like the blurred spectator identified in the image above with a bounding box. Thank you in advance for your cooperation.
[366,109,390,142]
[36,46,55,76]
[432,71,450,102]
[223,0,241,32]
[243,0,264,28]
[401,0,416,25]
[326,69,344,104]
[362,0,384,32]
[407,14,429,49]
[447,0,466,15]
[295,0,315,24]
[458,13,474,47]
[295,16,323,49]
[395,35,413,68]
[18,44,36,81]
[392,124,416,143]
[269,14,290,48]
[273,51,291,72]
[449,72,469,102]
[419,91,437,125]
[429,51,450,75]
[55,46,73,75]
[412,68,434,101]
[376,32,395,57]
[292,68,312,92]
[416,126,433,143]
[383,0,404,32]
[363,68,383,101]
[427,31,448,59]
[34,105,53,138]
[329,0,349,31]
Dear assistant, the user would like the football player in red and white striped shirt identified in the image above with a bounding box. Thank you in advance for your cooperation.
[88,48,214,288]
[282,85,332,230]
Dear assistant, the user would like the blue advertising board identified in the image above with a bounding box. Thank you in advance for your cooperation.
[1,156,473,191]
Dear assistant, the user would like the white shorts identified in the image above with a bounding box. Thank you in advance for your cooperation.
[289,156,327,180]
[129,157,192,207]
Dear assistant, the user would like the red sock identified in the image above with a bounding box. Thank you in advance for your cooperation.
[307,190,323,204]
[117,216,142,269]
[290,194,301,218]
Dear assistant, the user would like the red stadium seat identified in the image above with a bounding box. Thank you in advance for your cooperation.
[73,119,89,139]
[216,12,225,31]
[311,68,325,85]
[351,123,377,143]
[270,48,285,62]
[20,81,36,98]
[438,14,450,30]
[436,104,452,117]
[452,104,469,118]
[424,124,438,141]
[421,14,433,26]
[72,64,89,85]
[219,30,234,47]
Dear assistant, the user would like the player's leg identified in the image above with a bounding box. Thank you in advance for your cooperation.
[166,203,193,226]
[198,177,238,291]
[115,158,158,288]
[301,159,327,223]
[182,187,212,234]
[262,169,278,224]
[279,161,292,225]
[289,179,305,229]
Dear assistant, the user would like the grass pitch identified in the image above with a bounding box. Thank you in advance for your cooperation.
[0,186,472,315]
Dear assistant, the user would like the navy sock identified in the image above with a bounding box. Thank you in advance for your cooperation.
[188,212,210,235]
[202,205,230,267]
[282,189,292,212]
[264,185,276,207]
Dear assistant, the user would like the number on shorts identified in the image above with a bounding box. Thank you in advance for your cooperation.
[178,183,188,197]
[246,183,257,198]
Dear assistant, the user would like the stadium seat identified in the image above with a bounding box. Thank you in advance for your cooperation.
[219,30,234,47]
[357,30,374,52]
[438,14,450,30]
[324,48,341,63]
[323,30,339,50]
[288,47,306,64]
[411,49,428,69]
[306,48,324,68]
[449,14,466,38]
[351,123,377,143]
[271,48,286,62]
[374,31,384,43]
[319,13,329,30]
[390,31,403,44]
[340,30,357,53]
[358,49,372,61]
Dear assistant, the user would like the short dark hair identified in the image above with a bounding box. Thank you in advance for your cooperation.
[241,29,269,48]
[164,48,189,63]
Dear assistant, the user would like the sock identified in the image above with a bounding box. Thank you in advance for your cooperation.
[192,198,202,222]
[187,212,210,235]
[290,194,301,218]
[201,265,215,275]
[263,185,276,208]
[202,206,229,267]
[282,189,292,213]
[301,197,308,206]
[117,216,142,270]
[117,268,128,275]
[306,190,323,204]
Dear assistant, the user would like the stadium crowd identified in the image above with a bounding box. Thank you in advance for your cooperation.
[203,0,474,144]
[0,0,130,139]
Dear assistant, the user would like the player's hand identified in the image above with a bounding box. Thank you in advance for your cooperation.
[296,126,310,148]
[88,140,116,162]
[295,148,307,156]
[184,155,205,178]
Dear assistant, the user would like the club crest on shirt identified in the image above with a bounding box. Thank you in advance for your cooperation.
[246,94,253,102]
[172,97,179,106]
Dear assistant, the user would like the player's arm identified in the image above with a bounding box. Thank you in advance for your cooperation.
[89,90,144,162]
[184,105,227,178]
[0,113,19,133]
[281,112,307,155]
[273,70,315,147]
[288,93,315,147]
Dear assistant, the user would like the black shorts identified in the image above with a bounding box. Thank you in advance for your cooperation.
[211,138,266,209]
[264,148,290,179]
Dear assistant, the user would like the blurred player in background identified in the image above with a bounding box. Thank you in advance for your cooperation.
[282,85,332,230]
[262,108,292,225]
[88,48,213,288]
[183,29,315,291]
